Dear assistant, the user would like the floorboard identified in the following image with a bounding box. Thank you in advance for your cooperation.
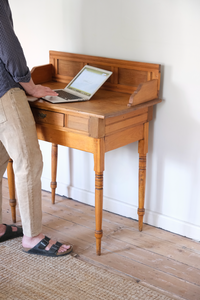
[2,178,200,300]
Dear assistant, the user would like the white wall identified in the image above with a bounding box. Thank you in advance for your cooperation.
[9,0,200,240]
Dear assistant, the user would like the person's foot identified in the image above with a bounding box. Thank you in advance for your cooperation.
[22,233,71,254]
[0,224,18,237]
[0,224,23,242]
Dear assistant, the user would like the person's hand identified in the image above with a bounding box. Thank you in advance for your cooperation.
[28,84,58,98]
[19,78,58,98]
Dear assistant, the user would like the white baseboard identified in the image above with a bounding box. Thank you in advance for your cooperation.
[42,179,200,242]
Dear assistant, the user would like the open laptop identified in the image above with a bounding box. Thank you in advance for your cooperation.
[42,65,112,103]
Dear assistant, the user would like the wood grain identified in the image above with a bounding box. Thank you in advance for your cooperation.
[8,51,163,256]
[2,178,199,300]
[128,80,158,107]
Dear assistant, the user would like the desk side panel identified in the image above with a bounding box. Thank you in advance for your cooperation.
[105,124,144,152]
[31,64,54,84]
[105,113,148,136]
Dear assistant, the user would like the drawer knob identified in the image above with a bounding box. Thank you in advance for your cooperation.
[38,112,46,119]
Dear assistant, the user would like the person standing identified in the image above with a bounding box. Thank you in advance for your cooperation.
[0,0,72,257]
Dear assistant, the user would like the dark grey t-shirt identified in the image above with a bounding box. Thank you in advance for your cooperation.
[0,0,31,97]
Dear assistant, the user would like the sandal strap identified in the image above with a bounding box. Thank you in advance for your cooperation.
[38,236,50,249]
[0,224,23,241]
[3,224,12,235]
[49,241,63,254]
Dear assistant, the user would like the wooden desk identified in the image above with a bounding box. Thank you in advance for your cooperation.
[8,51,161,255]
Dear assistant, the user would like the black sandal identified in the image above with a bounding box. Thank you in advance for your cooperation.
[0,224,23,243]
[23,236,73,257]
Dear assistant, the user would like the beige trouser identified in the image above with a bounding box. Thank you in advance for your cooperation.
[0,88,43,237]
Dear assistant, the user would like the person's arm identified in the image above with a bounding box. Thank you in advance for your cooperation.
[19,78,58,98]
[0,3,57,98]
[0,4,31,84]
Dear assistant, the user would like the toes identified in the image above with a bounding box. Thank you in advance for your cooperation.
[45,239,71,253]
[58,244,71,253]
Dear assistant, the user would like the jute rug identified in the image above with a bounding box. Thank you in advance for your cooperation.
[0,238,181,300]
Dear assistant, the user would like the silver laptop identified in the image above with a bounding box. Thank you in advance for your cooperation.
[43,65,112,103]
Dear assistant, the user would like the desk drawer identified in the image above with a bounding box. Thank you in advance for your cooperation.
[31,108,64,127]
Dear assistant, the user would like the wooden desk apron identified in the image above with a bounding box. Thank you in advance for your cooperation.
[7,51,162,255]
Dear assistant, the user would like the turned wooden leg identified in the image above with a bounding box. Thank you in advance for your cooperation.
[138,154,146,231]
[50,143,58,204]
[138,122,149,231]
[94,139,105,256]
[95,172,104,255]
[7,159,16,223]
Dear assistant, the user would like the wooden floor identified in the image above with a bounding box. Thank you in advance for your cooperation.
[2,178,200,300]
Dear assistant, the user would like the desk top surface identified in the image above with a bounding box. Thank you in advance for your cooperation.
[29,81,161,119]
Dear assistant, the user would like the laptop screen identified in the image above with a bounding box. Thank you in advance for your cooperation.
[67,66,111,97]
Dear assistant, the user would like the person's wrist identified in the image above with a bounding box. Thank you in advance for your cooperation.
[29,86,38,97]
[19,79,37,96]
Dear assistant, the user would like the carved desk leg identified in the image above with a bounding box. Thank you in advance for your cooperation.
[138,122,149,231]
[50,143,58,204]
[7,159,16,223]
[94,138,105,256]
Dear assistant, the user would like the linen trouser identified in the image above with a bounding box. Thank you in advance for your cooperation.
[0,88,43,237]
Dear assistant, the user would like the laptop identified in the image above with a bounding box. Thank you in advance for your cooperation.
[42,65,112,103]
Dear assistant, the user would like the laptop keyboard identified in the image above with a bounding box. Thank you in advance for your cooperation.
[55,90,82,100]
